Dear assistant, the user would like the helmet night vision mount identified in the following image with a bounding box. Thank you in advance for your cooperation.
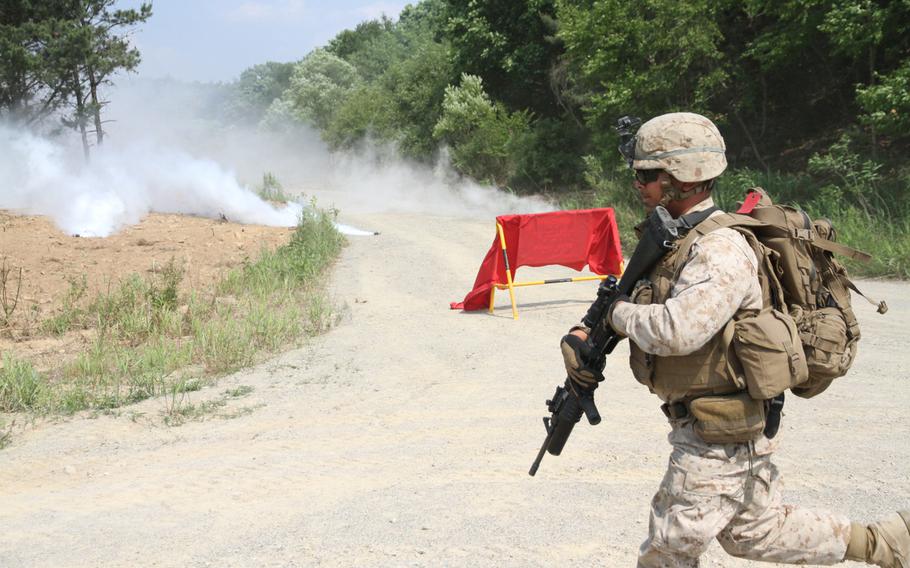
[616,115,642,168]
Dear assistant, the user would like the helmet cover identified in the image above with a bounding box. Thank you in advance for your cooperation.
[632,112,727,183]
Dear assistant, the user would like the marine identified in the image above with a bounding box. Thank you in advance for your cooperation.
[560,112,910,567]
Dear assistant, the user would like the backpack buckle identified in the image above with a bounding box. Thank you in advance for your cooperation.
[791,227,812,240]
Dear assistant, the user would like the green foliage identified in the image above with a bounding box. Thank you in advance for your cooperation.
[220,205,346,296]
[256,172,289,202]
[282,49,361,131]
[320,4,455,159]
[376,40,455,157]
[85,259,184,345]
[323,83,399,149]
[557,0,726,140]
[442,0,563,115]
[510,117,586,191]
[42,275,88,335]
[0,352,45,412]
[433,74,531,187]
[5,207,344,416]
[327,17,403,82]
[807,134,884,217]
[224,61,295,125]
[857,59,910,139]
[206,0,910,275]
[0,0,151,158]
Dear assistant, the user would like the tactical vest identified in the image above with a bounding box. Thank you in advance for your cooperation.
[628,213,759,403]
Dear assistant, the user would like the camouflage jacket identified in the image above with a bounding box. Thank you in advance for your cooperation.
[610,197,763,356]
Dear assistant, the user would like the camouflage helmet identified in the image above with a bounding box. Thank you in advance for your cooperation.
[632,112,727,183]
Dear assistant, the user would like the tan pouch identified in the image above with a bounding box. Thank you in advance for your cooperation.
[689,392,766,444]
[793,306,855,380]
[733,309,808,399]
[628,280,655,387]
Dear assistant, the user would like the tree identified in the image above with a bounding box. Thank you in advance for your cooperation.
[856,59,910,140]
[442,0,564,117]
[65,0,152,155]
[0,1,151,159]
[557,0,727,148]
[280,49,360,131]
[223,61,295,126]
[0,2,79,125]
[433,73,531,187]
[318,2,456,159]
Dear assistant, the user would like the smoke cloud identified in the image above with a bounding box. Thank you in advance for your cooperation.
[0,77,552,238]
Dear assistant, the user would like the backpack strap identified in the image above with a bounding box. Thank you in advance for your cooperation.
[812,237,872,262]
[843,277,889,314]
[673,211,766,263]
[677,206,720,230]
[672,212,786,311]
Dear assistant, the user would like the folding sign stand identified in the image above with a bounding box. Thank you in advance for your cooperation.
[488,222,617,319]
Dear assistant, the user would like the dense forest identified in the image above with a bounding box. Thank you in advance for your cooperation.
[211,1,909,186]
[215,0,910,274]
[3,0,909,274]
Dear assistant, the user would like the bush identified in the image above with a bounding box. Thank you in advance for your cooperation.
[433,73,531,188]
[0,353,44,412]
[283,49,361,131]
[857,59,910,139]
[807,134,884,218]
[257,172,289,202]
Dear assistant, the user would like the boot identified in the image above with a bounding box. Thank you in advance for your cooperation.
[846,511,910,567]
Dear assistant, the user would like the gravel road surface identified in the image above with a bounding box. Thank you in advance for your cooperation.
[1,208,907,567]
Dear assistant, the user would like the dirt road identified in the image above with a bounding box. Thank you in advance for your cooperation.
[1,208,908,567]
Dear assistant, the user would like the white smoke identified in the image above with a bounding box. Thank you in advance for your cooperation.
[0,76,552,238]
[0,125,302,237]
[315,143,553,217]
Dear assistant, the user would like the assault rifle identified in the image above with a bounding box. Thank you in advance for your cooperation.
[528,204,717,476]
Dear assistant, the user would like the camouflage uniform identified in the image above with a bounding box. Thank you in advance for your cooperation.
[610,197,852,567]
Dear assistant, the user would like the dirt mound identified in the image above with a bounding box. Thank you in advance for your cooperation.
[0,209,294,361]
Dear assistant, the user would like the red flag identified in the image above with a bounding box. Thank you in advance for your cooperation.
[451,208,623,311]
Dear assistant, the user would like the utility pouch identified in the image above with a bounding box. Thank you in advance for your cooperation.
[628,280,655,388]
[732,309,808,400]
[689,392,766,444]
[792,306,855,380]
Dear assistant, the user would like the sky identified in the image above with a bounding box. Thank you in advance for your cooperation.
[115,0,409,83]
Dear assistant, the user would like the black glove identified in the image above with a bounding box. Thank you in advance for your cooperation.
[560,334,605,387]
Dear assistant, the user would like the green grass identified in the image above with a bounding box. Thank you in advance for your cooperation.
[0,206,345,422]
[0,353,45,412]
[163,384,258,426]
[256,172,291,202]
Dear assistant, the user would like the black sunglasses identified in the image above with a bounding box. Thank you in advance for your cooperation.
[634,169,661,184]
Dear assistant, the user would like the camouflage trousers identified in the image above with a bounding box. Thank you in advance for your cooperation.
[638,418,851,567]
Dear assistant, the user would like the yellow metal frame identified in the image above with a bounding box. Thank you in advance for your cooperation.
[488,222,623,319]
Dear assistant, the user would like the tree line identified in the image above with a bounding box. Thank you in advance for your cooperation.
[4,0,909,207]
[0,1,151,159]
[217,0,908,203]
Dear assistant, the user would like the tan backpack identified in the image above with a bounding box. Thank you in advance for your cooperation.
[730,188,887,398]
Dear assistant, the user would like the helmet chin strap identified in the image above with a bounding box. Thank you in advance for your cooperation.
[658,179,713,207]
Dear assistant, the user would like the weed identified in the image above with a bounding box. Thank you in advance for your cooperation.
[163,384,260,426]
[0,353,44,412]
[0,257,22,336]
[257,172,290,202]
[6,206,343,417]
[224,385,253,398]
[42,275,88,335]
[0,417,14,449]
